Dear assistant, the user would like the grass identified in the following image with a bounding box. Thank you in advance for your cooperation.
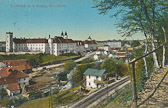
[0,53,77,64]
[20,87,81,108]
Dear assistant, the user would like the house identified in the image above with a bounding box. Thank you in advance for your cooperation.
[113,51,128,63]
[96,49,104,55]
[0,77,20,96]
[98,44,110,51]
[6,32,97,56]
[83,68,106,89]
[3,60,32,73]
[105,40,121,48]
[93,54,99,60]
[0,68,30,96]
[0,62,7,69]
[83,36,98,51]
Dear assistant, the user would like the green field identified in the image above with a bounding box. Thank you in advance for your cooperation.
[20,87,80,108]
[0,53,77,64]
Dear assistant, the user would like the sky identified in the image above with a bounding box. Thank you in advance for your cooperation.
[0,0,144,41]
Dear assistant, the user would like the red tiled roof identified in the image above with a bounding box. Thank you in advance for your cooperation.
[84,40,97,44]
[8,83,20,91]
[11,65,32,71]
[3,60,31,67]
[0,77,17,85]
[0,68,11,78]
[13,38,48,43]
[8,70,28,79]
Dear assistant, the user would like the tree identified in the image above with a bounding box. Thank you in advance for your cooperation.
[72,63,94,84]
[131,40,141,47]
[0,88,8,100]
[93,0,168,69]
[64,60,76,73]
[116,62,128,77]
[81,58,95,64]
[101,58,117,76]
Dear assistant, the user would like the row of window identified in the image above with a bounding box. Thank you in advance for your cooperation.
[88,75,99,79]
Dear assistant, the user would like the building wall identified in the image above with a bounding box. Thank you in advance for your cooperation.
[6,33,98,56]
[0,85,8,89]
[86,75,102,89]
[13,43,47,53]
[98,46,109,51]
[106,42,121,48]
[7,89,20,96]
[6,32,13,52]
[0,41,6,52]
[18,77,29,86]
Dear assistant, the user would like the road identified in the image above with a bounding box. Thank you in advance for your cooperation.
[32,51,96,71]
[69,77,130,108]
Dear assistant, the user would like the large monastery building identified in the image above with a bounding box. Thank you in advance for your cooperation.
[6,32,98,56]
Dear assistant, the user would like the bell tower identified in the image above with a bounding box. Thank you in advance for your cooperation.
[6,32,13,52]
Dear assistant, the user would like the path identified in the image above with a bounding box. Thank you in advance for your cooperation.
[137,66,168,108]
[32,51,96,71]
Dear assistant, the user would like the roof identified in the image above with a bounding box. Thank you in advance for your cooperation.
[3,59,31,66]
[11,65,32,71]
[53,37,76,43]
[116,52,126,56]
[13,38,48,43]
[0,77,18,85]
[107,40,121,42]
[84,40,97,44]
[96,49,104,52]
[8,70,29,79]
[8,83,20,91]
[83,68,106,76]
[0,68,12,78]
[0,78,20,91]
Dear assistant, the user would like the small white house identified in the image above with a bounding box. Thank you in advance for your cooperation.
[93,54,99,60]
[98,45,110,51]
[83,68,106,89]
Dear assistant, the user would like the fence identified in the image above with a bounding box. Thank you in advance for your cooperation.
[130,29,167,107]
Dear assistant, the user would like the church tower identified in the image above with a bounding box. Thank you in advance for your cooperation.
[6,32,13,52]
[64,31,68,39]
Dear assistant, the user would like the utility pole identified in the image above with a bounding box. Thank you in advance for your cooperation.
[132,62,137,107]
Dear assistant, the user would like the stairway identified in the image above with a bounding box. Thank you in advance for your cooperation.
[137,66,168,108]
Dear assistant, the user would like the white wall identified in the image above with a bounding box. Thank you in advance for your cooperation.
[18,77,29,86]
[86,75,102,89]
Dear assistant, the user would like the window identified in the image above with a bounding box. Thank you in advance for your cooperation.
[96,76,98,79]
[89,82,90,85]
[24,82,26,85]
[24,78,25,80]
[89,75,90,78]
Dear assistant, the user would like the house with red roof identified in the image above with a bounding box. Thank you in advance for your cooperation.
[3,59,32,74]
[0,68,30,96]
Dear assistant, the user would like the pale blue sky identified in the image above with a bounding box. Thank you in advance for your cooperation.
[0,0,144,41]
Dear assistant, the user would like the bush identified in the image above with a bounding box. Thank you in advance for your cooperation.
[64,60,76,73]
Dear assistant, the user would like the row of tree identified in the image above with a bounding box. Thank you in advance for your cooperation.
[93,0,168,75]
